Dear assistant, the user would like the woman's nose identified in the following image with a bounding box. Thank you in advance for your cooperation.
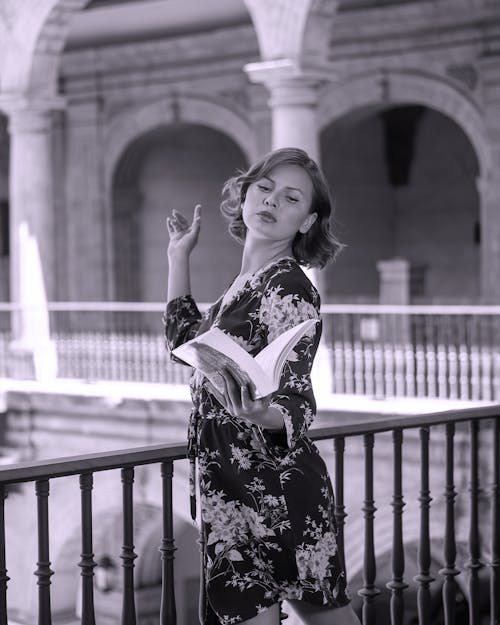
[264,194,278,208]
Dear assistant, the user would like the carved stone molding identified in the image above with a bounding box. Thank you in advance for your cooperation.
[445,63,479,91]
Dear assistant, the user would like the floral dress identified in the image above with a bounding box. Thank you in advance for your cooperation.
[163,256,350,625]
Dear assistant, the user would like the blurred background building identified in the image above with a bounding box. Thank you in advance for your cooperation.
[0,0,499,397]
[0,1,499,624]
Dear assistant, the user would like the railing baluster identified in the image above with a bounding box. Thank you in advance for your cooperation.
[35,479,53,625]
[466,420,483,625]
[0,485,9,625]
[415,426,434,624]
[160,461,177,625]
[386,429,408,624]
[358,433,379,624]
[334,436,347,574]
[121,467,137,625]
[440,423,460,625]
[79,473,96,625]
[491,416,500,623]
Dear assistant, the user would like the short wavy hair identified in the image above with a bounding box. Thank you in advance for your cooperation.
[220,147,346,269]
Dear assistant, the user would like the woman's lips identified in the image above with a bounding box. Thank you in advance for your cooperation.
[257,211,277,223]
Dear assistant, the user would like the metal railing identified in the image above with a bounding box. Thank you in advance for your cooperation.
[0,403,499,625]
[1,302,500,400]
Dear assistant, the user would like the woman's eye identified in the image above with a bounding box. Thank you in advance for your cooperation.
[257,184,270,192]
[287,196,299,203]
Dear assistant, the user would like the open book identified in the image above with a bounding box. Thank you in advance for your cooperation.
[171,317,318,399]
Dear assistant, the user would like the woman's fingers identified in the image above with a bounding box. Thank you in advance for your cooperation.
[192,204,201,224]
[240,384,254,414]
[220,370,238,415]
[166,205,202,241]
[172,209,189,226]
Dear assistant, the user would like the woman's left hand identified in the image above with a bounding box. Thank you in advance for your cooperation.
[209,368,280,429]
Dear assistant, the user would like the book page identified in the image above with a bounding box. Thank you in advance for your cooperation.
[172,327,275,397]
[255,318,318,387]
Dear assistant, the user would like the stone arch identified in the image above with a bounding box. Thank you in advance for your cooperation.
[107,98,250,302]
[301,0,338,66]
[243,0,314,61]
[242,0,337,64]
[318,69,491,178]
[0,0,88,94]
[105,93,257,197]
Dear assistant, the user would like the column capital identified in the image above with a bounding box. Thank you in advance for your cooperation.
[0,93,66,133]
[376,257,410,275]
[244,58,335,106]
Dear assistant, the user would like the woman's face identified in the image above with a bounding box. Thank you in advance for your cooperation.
[241,163,317,244]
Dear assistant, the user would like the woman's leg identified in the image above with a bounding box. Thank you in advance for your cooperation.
[287,599,361,625]
[238,602,281,625]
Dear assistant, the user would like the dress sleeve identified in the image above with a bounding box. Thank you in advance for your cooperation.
[162,294,203,363]
[258,269,322,451]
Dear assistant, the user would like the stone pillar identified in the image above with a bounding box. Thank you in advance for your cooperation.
[245,60,333,396]
[477,158,500,304]
[244,61,324,293]
[65,100,109,302]
[245,60,321,160]
[376,257,412,347]
[477,54,500,304]
[0,97,63,379]
[376,257,410,305]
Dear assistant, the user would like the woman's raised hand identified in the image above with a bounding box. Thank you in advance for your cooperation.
[166,204,201,259]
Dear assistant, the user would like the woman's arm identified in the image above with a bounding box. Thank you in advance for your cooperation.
[167,253,192,304]
[163,205,204,357]
[166,205,201,304]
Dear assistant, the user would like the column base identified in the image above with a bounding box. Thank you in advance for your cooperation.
[8,339,58,381]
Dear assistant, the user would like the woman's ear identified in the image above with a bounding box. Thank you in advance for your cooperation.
[299,212,318,234]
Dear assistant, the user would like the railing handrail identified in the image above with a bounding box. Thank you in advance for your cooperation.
[0,441,187,485]
[2,403,499,485]
[1,301,500,314]
[321,303,500,314]
[310,403,500,440]
[0,302,210,313]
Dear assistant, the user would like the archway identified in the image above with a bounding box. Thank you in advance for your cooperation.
[112,122,248,307]
[320,103,480,304]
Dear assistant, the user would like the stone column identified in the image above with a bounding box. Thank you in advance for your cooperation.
[477,55,500,304]
[245,60,322,160]
[0,97,63,379]
[477,159,500,304]
[376,257,410,305]
[376,257,412,347]
[244,62,324,293]
[245,60,333,396]
[65,99,109,303]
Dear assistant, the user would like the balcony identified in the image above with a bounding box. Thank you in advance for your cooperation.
[0,403,498,625]
[1,302,499,401]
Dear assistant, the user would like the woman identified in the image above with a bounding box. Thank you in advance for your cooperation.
[164,148,360,625]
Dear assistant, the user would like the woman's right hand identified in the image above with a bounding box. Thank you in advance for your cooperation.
[166,204,202,259]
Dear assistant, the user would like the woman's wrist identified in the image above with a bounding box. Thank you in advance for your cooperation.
[168,250,190,264]
[263,406,285,431]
